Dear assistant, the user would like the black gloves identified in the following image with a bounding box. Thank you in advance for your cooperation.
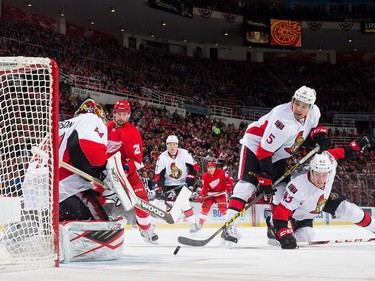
[276,228,298,249]
[350,134,374,152]
[257,173,274,196]
[155,187,165,200]
[310,126,331,152]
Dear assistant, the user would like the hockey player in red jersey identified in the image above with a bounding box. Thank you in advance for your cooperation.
[58,98,109,221]
[269,134,375,249]
[195,161,233,230]
[154,135,200,233]
[106,100,158,244]
[223,86,331,246]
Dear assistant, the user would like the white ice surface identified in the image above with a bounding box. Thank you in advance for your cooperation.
[1,225,375,281]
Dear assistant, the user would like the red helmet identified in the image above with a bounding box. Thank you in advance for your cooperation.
[114,100,131,113]
[206,161,216,169]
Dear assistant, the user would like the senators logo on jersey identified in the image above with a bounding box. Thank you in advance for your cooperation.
[284,131,304,155]
[310,194,327,214]
[169,163,182,179]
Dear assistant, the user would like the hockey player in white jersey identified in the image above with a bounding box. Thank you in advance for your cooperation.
[269,134,375,249]
[222,86,331,246]
[154,135,200,232]
[59,98,109,221]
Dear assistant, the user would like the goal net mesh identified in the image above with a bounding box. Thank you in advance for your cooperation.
[0,57,59,271]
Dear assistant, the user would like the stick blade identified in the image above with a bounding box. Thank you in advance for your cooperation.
[177,236,211,247]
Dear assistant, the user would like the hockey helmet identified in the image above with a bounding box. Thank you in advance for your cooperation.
[114,100,131,113]
[74,99,106,122]
[310,153,332,174]
[292,86,316,106]
[166,135,179,145]
[206,161,216,169]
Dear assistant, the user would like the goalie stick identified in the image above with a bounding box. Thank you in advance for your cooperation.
[31,147,190,224]
[177,145,320,247]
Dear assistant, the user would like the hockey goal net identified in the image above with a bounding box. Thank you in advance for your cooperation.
[0,57,59,270]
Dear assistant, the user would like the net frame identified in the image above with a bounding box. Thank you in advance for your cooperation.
[0,57,59,270]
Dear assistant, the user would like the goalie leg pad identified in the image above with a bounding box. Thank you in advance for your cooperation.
[105,152,137,211]
[59,218,126,263]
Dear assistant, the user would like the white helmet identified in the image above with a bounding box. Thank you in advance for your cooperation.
[310,154,332,173]
[293,86,316,106]
[166,135,178,145]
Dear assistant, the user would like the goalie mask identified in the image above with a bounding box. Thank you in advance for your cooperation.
[74,99,106,123]
[292,86,316,106]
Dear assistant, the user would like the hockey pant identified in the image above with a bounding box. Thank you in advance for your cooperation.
[199,194,227,225]
[59,189,108,221]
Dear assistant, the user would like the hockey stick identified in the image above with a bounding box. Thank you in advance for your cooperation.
[31,147,189,224]
[297,237,375,247]
[177,145,320,247]
[201,191,226,200]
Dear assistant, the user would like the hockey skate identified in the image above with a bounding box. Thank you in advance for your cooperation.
[139,227,159,245]
[266,216,280,247]
[220,225,240,248]
[189,223,202,234]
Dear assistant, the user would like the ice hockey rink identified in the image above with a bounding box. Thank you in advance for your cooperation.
[1,225,375,281]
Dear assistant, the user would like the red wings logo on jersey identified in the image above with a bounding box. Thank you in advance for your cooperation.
[169,163,182,179]
[284,131,304,155]
[209,178,220,189]
[310,194,327,214]
[107,140,122,154]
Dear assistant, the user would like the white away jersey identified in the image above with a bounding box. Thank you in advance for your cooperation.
[155,148,196,186]
[274,150,338,221]
[240,102,320,162]
[58,113,107,202]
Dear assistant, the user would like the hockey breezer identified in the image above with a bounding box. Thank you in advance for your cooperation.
[177,145,320,247]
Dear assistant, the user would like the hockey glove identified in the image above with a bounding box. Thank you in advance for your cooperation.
[257,173,274,196]
[350,134,374,152]
[103,189,121,207]
[196,194,204,203]
[155,187,165,200]
[190,192,199,201]
[276,228,297,249]
[310,126,331,151]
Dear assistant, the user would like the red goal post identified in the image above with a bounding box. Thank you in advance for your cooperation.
[0,57,59,270]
